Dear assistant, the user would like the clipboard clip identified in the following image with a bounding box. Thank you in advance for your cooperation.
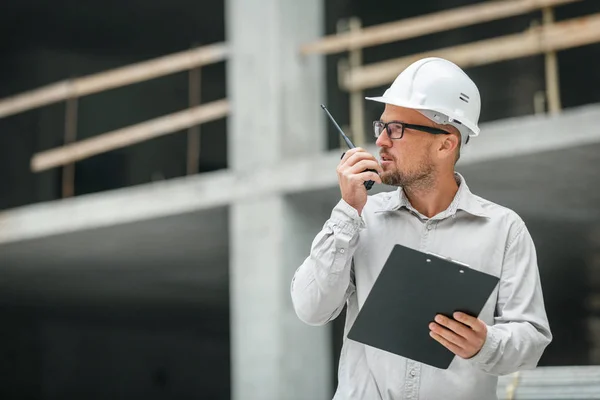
[426,251,470,268]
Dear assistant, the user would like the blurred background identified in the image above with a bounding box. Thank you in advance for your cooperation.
[1,0,600,399]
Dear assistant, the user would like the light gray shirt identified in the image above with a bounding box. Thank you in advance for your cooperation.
[290,173,552,400]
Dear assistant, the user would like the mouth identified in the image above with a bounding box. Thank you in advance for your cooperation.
[380,154,394,163]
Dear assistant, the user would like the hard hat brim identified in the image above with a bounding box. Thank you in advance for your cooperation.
[365,95,480,137]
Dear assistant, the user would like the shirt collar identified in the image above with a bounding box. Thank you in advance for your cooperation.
[377,172,489,219]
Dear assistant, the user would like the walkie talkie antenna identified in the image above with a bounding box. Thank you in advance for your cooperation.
[320,104,376,191]
[321,104,354,149]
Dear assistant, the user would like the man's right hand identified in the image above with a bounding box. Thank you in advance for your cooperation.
[336,148,382,216]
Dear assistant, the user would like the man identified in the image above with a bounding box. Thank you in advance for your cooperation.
[290,57,552,400]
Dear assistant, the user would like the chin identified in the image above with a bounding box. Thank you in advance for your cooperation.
[382,164,399,175]
[380,172,396,185]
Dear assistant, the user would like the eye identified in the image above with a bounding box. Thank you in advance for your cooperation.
[387,122,403,135]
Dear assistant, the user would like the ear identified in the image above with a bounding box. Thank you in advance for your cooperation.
[438,133,460,158]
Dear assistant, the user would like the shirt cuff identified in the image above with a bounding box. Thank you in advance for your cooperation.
[469,325,501,366]
[329,199,366,235]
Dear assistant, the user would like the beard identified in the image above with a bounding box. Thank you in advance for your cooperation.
[380,153,436,190]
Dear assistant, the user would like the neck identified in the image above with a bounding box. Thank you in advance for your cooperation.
[404,170,459,218]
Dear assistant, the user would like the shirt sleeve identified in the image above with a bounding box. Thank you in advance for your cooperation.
[469,221,553,375]
[290,199,364,326]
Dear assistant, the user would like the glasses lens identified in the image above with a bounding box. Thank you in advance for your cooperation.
[387,122,404,139]
[373,121,385,138]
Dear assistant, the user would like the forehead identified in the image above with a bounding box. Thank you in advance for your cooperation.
[380,104,433,126]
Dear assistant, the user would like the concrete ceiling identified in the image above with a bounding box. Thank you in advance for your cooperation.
[0,142,598,308]
[0,207,229,307]
[458,142,600,222]
[294,141,600,224]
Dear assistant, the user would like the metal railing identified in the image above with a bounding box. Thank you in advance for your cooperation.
[0,43,229,197]
[300,0,596,147]
[497,366,600,399]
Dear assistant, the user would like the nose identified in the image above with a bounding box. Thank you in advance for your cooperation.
[376,131,392,148]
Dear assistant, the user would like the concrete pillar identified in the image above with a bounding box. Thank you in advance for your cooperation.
[226,0,325,169]
[226,1,330,400]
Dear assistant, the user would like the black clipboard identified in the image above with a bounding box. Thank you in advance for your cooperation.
[347,243,500,369]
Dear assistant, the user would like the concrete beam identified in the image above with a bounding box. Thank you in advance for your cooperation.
[1,103,600,245]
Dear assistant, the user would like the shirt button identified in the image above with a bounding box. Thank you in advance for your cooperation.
[410,369,416,377]
[339,248,345,254]
[427,224,433,230]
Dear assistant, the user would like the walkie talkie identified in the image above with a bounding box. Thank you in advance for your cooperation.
[321,104,377,190]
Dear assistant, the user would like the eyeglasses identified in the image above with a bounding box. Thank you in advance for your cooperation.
[373,120,452,140]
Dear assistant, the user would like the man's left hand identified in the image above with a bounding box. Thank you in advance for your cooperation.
[429,312,487,359]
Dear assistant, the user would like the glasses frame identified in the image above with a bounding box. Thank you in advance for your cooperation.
[373,120,452,140]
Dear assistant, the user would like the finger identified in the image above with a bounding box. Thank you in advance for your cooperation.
[349,171,381,187]
[429,331,465,357]
[349,160,382,175]
[429,322,467,348]
[344,149,379,168]
[454,312,486,333]
[340,147,364,164]
[361,171,382,184]
[338,149,361,174]
[434,314,474,340]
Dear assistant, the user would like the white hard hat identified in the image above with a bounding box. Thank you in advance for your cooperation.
[366,57,481,144]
